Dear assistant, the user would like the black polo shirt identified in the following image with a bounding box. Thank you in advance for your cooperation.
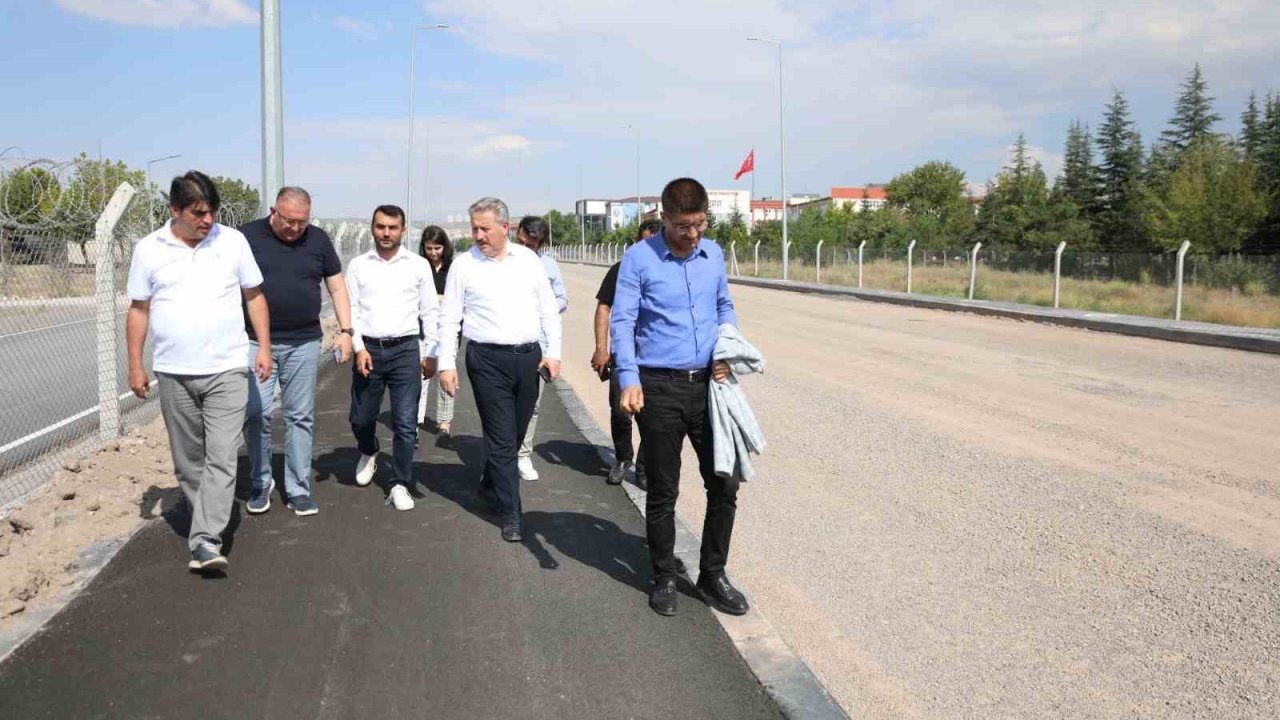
[596,261,621,306]
[240,218,342,343]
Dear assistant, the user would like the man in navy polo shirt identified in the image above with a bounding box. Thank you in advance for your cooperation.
[611,177,750,617]
[240,187,353,517]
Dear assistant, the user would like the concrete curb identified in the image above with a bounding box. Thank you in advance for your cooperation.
[550,377,850,720]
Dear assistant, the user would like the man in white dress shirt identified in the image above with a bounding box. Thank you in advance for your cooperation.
[438,197,562,541]
[345,205,439,511]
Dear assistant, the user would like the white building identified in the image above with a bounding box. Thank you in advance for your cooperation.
[707,189,750,227]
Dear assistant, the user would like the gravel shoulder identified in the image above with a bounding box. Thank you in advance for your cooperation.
[558,262,1280,719]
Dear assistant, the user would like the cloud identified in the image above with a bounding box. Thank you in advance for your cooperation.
[331,16,377,40]
[53,0,257,27]
[422,0,1280,194]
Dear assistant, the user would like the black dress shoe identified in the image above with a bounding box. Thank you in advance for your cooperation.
[501,515,523,542]
[695,573,749,615]
[649,579,678,616]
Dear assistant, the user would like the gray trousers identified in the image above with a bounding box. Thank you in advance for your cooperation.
[158,368,249,553]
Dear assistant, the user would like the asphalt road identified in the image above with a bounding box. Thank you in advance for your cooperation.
[558,262,1280,720]
[0,358,781,719]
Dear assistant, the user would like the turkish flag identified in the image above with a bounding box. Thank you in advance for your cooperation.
[733,149,755,181]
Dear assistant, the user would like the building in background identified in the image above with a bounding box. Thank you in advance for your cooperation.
[707,189,750,228]
[830,186,889,212]
[606,196,662,231]
[575,198,611,237]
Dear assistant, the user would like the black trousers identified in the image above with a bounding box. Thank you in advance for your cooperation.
[466,341,542,518]
[349,341,421,489]
[635,370,740,582]
[607,354,643,470]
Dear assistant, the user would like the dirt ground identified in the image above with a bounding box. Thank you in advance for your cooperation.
[0,420,176,623]
[558,262,1280,720]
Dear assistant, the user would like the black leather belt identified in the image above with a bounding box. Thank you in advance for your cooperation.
[362,335,416,348]
[471,341,539,354]
[639,366,709,382]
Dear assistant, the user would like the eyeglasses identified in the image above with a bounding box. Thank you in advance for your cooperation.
[673,220,708,235]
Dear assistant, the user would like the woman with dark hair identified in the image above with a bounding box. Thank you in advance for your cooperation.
[514,215,568,481]
[418,225,456,438]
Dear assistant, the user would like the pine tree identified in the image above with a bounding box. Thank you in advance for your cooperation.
[1059,120,1099,221]
[1095,90,1147,249]
[1259,93,1280,192]
[1160,63,1222,155]
[1240,92,1262,160]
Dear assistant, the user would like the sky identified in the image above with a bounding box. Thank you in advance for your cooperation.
[2,0,1279,224]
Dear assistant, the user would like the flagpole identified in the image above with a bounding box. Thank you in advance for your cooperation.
[750,152,755,231]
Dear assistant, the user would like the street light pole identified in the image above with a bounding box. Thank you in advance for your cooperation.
[408,23,450,230]
[627,124,640,226]
[260,0,284,219]
[146,154,182,226]
[748,36,788,280]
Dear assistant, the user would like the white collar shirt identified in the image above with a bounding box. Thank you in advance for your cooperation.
[125,222,263,375]
[436,243,562,371]
[346,246,439,357]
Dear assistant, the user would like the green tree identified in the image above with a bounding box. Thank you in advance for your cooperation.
[884,160,974,247]
[0,167,61,226]
[57,154,147,259]
[976,135,1052,248]
[1140,137,1267,253]
[1059,120,1099,221]
[1159,64,1222,156]
[1240,92,1263,161]
[1094,90,1147,249]
[542,209,582,247]
[210,176,261,226]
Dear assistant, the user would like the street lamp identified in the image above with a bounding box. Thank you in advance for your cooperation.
[747,36,788,280]
[146,154,182,226]
[627,124,640,227]
[408,23,450,229]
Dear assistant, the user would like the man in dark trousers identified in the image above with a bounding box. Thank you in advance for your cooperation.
[437,197,562,542]
[240,186,353,517]
[591,219,660,487]
[611,178,749,617]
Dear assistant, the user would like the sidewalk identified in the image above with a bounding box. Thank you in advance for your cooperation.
[0,361,781,719]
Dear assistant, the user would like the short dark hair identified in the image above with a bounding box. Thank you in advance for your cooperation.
[660,177,708,216]
[418,225,454,271]
[518,215,551,250]
[637,219,662,239]
[170,170,220,212]
[276,186,311,204]
[372,204,405,227]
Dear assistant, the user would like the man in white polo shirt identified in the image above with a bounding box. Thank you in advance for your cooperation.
[438,197,561,542]
[126,170,273,573]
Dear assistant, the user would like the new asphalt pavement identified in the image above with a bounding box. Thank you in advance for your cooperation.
[0,358,780,719]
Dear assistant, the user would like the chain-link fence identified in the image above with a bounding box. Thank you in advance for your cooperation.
[0,157,260,507]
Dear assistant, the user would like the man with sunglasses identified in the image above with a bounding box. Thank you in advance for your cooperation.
[239,187,353,517]
[611,177,749,617]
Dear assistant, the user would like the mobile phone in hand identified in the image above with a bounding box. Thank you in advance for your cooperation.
[538,364,552,382]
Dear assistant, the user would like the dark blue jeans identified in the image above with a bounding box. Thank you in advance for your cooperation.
[349,341,421,489]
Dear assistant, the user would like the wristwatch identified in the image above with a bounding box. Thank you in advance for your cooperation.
[337,328,353,336]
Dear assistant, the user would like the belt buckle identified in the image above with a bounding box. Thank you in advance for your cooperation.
[685,370,698,382]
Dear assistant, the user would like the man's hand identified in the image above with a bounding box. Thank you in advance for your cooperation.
[712,360,732,384]
[129,366,150,399]
[590,348,610,380]
[254,346,273,382]
[334,333,353,364]
[355,350,373,378]
[439,369,459,397]
[539,357,562,382]
[421,357,437,379]
[619,385,644,415]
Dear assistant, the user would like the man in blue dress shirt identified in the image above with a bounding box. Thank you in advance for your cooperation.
[611,177,750,617]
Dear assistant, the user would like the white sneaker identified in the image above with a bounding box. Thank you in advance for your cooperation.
[388,484,414,511]
[355,454,376,486]
[517,456,540,482]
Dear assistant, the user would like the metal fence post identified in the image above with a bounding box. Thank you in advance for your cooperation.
[968,242,982,300]
[729,241,738,276]
[906,239,916,293]
[1053,241,1066,309]
[95,182,138,441]
[857,240,866,288]
[1175,240,1191,321]
[815,239,824,284]
[753,240,761,277]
